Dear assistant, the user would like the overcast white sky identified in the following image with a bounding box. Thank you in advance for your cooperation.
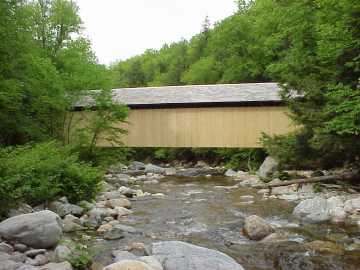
[76,0,237,65]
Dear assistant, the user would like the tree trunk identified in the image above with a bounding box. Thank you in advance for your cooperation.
[255,170,359,189]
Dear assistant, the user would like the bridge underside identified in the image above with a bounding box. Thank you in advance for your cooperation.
[75,106,294,148]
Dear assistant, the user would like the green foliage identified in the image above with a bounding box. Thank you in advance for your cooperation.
[68,243,93,270]
[70,89,129,163]
[0,141,103,215]
[128,147,265,171]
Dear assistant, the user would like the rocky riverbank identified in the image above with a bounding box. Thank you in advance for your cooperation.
[0,159,359,270]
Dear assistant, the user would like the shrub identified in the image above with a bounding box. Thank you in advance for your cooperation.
[0,141,103,215]
[261,130,317,169]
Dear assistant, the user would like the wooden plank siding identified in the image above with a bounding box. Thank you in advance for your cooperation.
[73,106,294,148]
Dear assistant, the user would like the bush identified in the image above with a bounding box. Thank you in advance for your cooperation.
[0,141,103,215]
[261,130,317,169]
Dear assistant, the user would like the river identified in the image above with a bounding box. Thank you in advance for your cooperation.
[88,176,360,270]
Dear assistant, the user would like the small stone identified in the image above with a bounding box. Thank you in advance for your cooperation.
[34,254,49,266]
[104,229,125,240]
[39,261,73,270]
[112,250,137,262]
[0,242,13,254]
[115,207,133,218]
[14,243,29,252]
[25,249,46,258]
[97,223,113,233]
[113,224,137,234]
[55,245,72,262]
[8,204,33,218]
[106,199,132,209]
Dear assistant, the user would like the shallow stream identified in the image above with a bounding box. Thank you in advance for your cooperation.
[89,176,360,270]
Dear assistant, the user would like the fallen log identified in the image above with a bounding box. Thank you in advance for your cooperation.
[255,170,359,189]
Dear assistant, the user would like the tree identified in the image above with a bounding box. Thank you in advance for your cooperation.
[70,89,129,161]
[29,0,82,57]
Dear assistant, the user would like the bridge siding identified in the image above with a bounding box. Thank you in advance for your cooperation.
[74,106,293,148]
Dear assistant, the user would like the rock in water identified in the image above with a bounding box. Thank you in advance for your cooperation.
[243,215,274,240]
[258,156,278,178]
[151,241,244,270]
[293,197,331,223]
[0,210,62,249]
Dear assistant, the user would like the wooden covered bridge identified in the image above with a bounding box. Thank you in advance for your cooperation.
[75,83,295,148]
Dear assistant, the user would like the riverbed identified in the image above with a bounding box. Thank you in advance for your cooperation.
[88,176,360,270]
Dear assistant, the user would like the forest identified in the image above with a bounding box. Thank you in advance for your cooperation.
[0,0,359,222]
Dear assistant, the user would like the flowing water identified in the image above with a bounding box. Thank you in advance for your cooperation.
[88,176,360,270]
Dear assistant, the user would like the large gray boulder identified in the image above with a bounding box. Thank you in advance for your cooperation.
[0,210,62,249]
[243,215,274,240]
[151,241,244,270]
[293,197,331,223]
[258,156,278,178]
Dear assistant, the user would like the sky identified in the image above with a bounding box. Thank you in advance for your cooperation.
[76,0,237,65]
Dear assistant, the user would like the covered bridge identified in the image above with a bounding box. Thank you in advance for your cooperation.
[75,83,295,148]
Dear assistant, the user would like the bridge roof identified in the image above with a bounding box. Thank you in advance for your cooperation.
[76,83,285,109]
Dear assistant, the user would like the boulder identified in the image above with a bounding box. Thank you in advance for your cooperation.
[293,197,331,223]
[17,265,39,270]
[238,175,262,187]
[243,215,274,240]
[49,201,84,218]
[258,156,278,178]
[54,245,72,262]
[14,243,29,253]
[107,174,132,185]
[139,256,163,270]
[0,211,62,249]
[62,215,85,232]
[104,228,125,240]
[104,260,154,270]
[225,169,237,177]
[88,208,111,228]
[0,260,20,270]
[344,197,360,214]
[151,241,244,270]
[129,161,146,171]
[144,164,165,175]
[8,204,33,218]
[106,199,132,209]
[165,168,176,176]
[118,186,137,198]
[113,251,137,262]
[25,249,46,258]
[40,262,73,270]
[0,242,14,254]
[327,196,346,223]
[294,196,349,223]
[112,224,137,234]
[115,207,133,218]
